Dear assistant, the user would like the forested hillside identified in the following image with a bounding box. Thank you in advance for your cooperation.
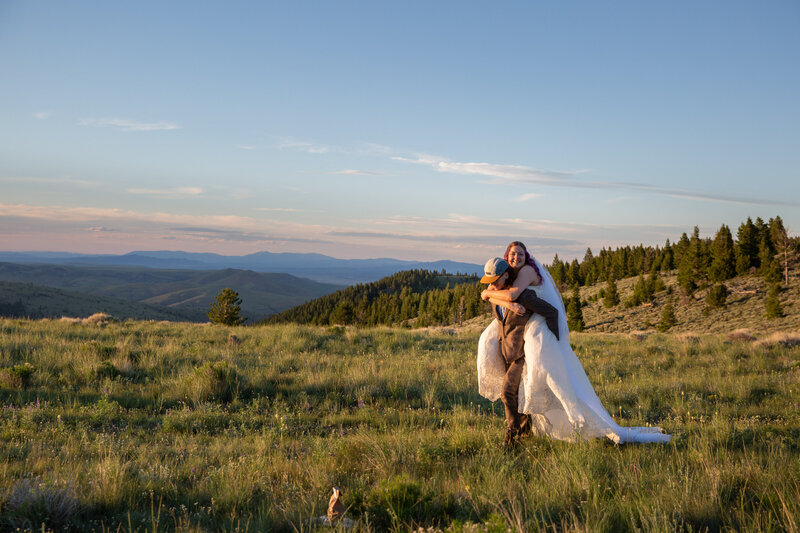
[264,269,482,327]
[266,216,798,330]
[547,216,796,292]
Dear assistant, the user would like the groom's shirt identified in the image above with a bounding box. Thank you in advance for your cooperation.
[491,289,560,364]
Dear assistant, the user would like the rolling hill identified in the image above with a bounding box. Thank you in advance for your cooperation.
[0,281,196,321]
[0,263,342,322]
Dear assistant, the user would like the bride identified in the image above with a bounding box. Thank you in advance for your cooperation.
[477,242,671,444]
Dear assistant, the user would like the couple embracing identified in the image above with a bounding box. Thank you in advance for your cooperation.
[476,242,671,446]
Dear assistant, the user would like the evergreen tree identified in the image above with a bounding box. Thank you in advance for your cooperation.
[603,276,620,308]
[566,285,584,332]
[550,254,567,289]
[673,232,691,266]
[678,226,707,296]
[765,283,784,319]
[207,288,246,325]
[648,268,666,293]
[660,240,675,271]
[735,217,759,274]
[758,234,780,282]
[769,216,796,285]
[677,254,697,297]
[708,224,735,281]
[629,273,648,307]
[705,283,728,309]
[331,300,355,325]
[657,297,677,332]
[566,259,582,287]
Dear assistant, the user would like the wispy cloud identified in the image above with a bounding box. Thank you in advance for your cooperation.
[79,117,180,132]
[33,111,50,120]
[395,154,798,207]
[237,145,256,150]
[126,187,204,198]
[255,207,303,213]
[394,154,574,184]
[277,138,332,154]
[515,193,543,202]
[330,169,384,176]
[0,175,98,187]
[87,226,118,232]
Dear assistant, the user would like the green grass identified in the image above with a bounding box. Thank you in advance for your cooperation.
[0,318,798,531]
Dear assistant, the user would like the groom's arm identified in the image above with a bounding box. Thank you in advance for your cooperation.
[516,291,561,341]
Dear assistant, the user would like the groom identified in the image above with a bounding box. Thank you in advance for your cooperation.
[481,257,561,446]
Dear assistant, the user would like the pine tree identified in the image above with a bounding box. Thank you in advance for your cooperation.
[769,216,797,285]
[673,232,691,267]
[657,297,677,332]
[758,234,780,282]
[603,276,620,308]
[660,240,675,271]
[566,285,585,332]
[735,217,759,274]
[705,283,728,309]
[630,273,647,307]
[709,224,735,281]
[678,226,707,296]
[549,254,566,288]
[765,283,784,319]
[567,259,582,287]
[207,288,246,325]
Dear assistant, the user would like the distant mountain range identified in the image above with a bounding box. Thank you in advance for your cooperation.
[0,263,342,323]
[0,251,482,285]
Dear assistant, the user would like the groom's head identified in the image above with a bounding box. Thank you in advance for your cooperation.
[481,257,512,288]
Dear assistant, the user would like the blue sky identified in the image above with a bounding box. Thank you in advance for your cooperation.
[1,1,798,263]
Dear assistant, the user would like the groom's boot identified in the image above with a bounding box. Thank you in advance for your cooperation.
[518,414,533,438]
[503,426,520,448]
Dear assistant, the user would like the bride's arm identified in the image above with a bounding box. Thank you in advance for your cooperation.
[481,265,541,302]
[485,297,526,316]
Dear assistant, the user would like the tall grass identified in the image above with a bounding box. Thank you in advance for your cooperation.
[0,317,798,531]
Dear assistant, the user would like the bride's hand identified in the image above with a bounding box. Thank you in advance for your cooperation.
[510,302,526,315]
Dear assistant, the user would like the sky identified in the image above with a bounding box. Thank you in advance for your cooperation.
[1,1,798,264]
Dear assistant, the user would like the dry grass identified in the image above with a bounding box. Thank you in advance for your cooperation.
[754,331,800,348]
[727,328,757,342]
[1,316,798,531]
[59,312,116,326]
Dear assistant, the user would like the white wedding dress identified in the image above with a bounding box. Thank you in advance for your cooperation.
[477,259,671,444]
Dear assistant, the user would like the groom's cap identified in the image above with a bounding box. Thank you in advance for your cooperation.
[481,257,509,283]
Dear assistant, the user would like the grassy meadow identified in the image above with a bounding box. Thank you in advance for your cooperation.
[0,317,799,532]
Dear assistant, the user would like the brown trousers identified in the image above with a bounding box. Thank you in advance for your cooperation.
[501,356,526,430]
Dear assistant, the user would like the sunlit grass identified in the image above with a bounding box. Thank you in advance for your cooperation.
[0,318,798,531]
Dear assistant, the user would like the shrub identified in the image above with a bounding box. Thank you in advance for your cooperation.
[0,362,35,389]
[181,361,245,404]
[657,298,677,332]
[705,283,728,309]
[765,284,784,319]
[603,278,619,308]
[2,479,82,531]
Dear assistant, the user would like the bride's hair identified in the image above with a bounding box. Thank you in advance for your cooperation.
[504,241,543,282]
